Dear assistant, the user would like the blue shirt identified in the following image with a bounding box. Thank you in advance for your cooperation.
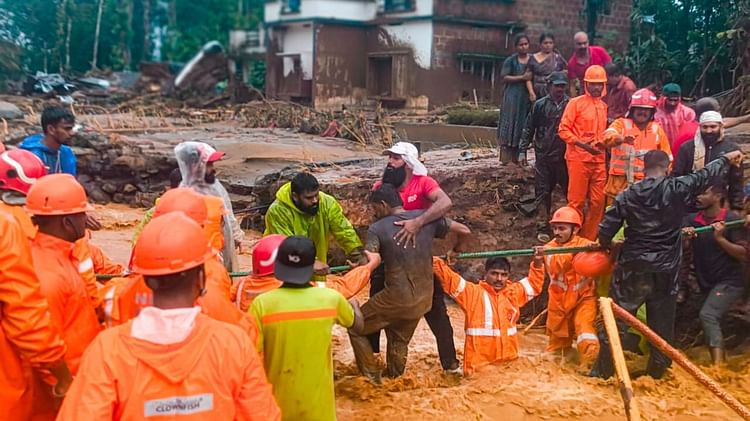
[19,134,77,175]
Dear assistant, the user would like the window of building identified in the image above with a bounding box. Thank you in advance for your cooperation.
[282,0,300,14]
[460,58,495,82]
[383,0,414,13]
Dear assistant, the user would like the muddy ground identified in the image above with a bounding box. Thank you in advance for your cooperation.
[91,198,750,421]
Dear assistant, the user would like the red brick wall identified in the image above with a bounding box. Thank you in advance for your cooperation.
[433,0,517,22]
[514,0,631,58]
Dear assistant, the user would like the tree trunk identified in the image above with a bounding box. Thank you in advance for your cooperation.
[92,0,105,70]
[143,0,151,61]
[56,0,68,72]
[65,17,72,71]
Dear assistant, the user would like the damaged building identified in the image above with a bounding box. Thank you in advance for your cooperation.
[261,0,633,111]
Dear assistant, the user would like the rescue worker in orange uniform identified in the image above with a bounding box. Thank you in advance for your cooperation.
[57,212,281,420]
[558,64,609,240]
[432,255,545,375]
[25,174,102,374]
[529,206,600,366]
[602,88,672,205]
[231,234,377,312]
[101,187,257,341]
[0,211,73,420]
[0,149,47,237]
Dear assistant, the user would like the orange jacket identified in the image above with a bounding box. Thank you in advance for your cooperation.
[31,233,102,374]
[204,195,226,251]
[56,314,281,421]
[558,92,608,163]
[231,266,373,312]
[89,242,125,276]
[433,258,544,375]
[0,213,67,420]
[72,235,103,310]
[529,236,597,340]
[603,118,672,181]
[100,256,258,344]
[0,201,36,240]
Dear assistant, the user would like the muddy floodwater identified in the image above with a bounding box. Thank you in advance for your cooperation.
[92,205,750,421]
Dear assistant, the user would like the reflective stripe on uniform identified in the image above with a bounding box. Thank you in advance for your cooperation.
[482,291,493,330]
[466,328,502,336]
[577,332,599,344]
[452,277,467,297]
[507,326,517,336]
[103,285,116,328]
[78,257,93,274]
[519,277,535,300]
[261,308,337,325]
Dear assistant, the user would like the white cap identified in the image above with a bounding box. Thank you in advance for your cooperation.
[383,142,427,176]
[700,111,723,125]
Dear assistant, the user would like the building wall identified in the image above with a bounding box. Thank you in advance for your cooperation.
[380,21,433,69]
[265,0,377,23]
[313,24,368,110]
[432,0,517,22]
[515,0,632,58]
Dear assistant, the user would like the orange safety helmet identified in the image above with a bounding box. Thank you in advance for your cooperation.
[629,88,657,109]
[572,251,613,277]
[25,173,94,215]
[549,206,583,227]
[253,234,286,276]
[153,187,208,224]
[0,149,47,195]
[132,212,214,276]
[583,65,607,83]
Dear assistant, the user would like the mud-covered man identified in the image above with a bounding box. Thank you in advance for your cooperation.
[348,184,470,384]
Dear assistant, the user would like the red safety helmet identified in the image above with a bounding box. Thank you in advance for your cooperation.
[629,88,657,109]
[0,149,47,195]
[549,206,582,227]
[252,234,286,276]
[572,251,613,277]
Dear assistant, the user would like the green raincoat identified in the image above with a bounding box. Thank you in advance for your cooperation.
[264,182,362,266]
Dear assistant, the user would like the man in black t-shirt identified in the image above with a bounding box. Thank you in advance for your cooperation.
[681,181,747,365]
[348,184,470,384]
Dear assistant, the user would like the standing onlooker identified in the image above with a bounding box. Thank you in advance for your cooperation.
[673,97,750,161]
[20,106,77,175]
[498,34,533,164]
[526,33,566,101]
[654,83,695,151]
[681,182,747,365]
[567,31,612,97]
[518,71,570,240]
[673,111,744,211]
[604,62,637,122]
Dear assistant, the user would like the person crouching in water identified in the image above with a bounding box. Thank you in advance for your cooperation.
[432,255,545,375]
[529,206,599,367]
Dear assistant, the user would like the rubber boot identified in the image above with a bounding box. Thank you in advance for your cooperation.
[709,347,726,366]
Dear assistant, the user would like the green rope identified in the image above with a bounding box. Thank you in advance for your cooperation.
[96,219,747,279]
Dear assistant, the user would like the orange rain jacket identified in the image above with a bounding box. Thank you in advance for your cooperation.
[0,212,67,421]
[89,241,125,276]
[31,233,102,374]
[603,118,672,182]
[56,314,281,421]
[100,255,258,343]
[528,236,599,363]
[432,258,544,375]
[558,87,608,164]
[0,201,36,239]
[72,235,103,310]
[230,265,373,312]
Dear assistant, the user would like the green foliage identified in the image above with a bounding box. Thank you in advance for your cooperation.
[0,0,264,75]
[446,108,499,127]
[249,59,266,91]
[623,0,740,95]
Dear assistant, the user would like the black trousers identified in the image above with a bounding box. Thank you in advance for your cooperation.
[591,266,678,379]
[367,265,458,370]
[534,157,568,225]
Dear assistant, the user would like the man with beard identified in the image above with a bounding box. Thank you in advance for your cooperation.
[673,111,744,211]
[680,181,747,365]
[175,141,244,271]
[369,142,460,373]
[349,184,470,384]
[567,32,612,97]
[592,149,744,380]
[264,172,363,281]
[673,97,750,161]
